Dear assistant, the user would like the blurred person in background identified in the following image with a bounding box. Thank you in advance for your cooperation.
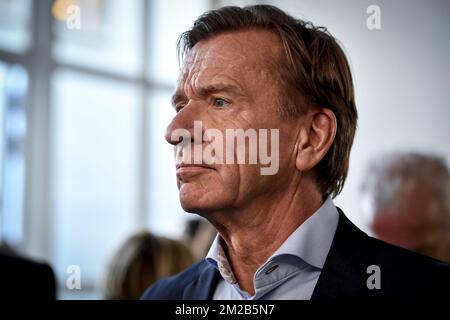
[103,231,195,300]
[361,152,450,262]
[0,240,56,301]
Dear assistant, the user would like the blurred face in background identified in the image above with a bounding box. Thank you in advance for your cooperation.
[370,185,450,262]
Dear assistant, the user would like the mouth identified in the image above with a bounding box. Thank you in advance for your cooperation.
[176,162,215,170]
[175,163,216,179]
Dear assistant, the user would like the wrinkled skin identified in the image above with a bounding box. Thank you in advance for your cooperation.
[165,29,336,295]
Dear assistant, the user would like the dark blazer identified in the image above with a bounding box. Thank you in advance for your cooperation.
[141,210,450,300]
[0,253,56,301]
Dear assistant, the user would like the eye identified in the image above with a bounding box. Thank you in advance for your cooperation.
[213,98,228,108]
[175,104,184,113]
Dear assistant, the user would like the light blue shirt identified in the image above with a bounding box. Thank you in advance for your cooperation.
[205,197,339,300]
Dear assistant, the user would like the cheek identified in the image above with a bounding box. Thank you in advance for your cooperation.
[178,166,241,210]
[214,164,241,193]
[278,131,297,165]
[231,163,278,204]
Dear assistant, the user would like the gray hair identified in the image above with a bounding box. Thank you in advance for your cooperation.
[361,152,450,226]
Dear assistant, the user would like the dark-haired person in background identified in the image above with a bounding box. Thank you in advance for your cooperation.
[142,5,450,300]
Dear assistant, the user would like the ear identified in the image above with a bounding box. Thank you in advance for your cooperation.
[295,108,337,172]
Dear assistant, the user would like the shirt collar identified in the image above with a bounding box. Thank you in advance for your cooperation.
[268,196,339,268]
[206,196,339,281]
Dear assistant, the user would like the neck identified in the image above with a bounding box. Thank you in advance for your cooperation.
[207,179,324,296]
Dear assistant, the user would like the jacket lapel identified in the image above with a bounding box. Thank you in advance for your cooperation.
[182,262,221,299]
[311,209,369,300]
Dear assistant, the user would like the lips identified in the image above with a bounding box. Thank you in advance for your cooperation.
[175,163,216,181]
[176,162,215,170]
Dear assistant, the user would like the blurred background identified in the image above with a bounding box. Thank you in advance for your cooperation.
[0,0,448,299]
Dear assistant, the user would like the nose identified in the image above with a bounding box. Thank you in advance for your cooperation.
[164,103,198,146]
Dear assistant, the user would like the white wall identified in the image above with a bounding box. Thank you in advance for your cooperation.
[220,0,450,231]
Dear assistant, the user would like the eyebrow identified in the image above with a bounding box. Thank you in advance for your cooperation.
[171,83,245,108]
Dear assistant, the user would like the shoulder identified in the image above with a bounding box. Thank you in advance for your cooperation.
[366,233,450,275]
[364,235,450,298]
[331,211,450,298]
[335,208,450,270]
[140,260,210,300]
[0,253,54,278]
[0,253,56,300]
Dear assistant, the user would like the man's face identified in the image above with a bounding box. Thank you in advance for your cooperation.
[165,30,298,214]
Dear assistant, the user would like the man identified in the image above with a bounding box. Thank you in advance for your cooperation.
[142,5,450,300]
[361,152,450,263]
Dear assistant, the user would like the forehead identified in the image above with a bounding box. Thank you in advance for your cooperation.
[179,29,283,86]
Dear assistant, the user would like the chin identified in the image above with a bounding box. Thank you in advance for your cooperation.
[179,199,201,213]
[180,181,234,215]
[179,186,230,214]
[180,197,217,214]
